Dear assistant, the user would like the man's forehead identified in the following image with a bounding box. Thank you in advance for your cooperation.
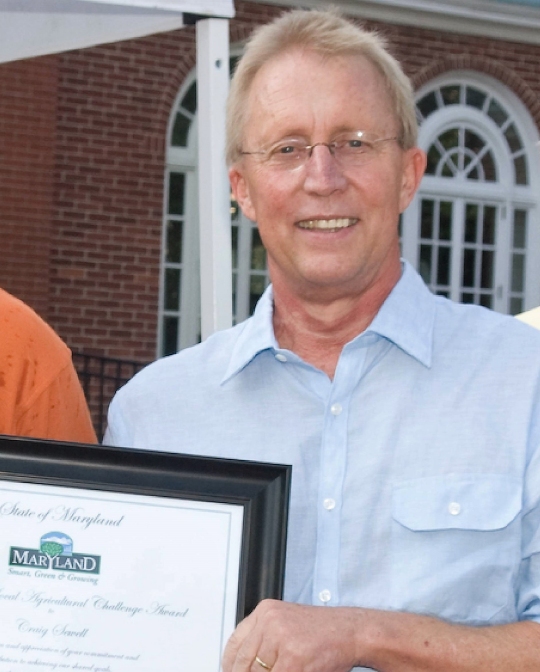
[243,49,396,138]
[249,48,380,92]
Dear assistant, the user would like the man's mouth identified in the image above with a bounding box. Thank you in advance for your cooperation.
[296,218,358,232]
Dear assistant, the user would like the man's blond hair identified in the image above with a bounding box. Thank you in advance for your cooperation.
[226,8,418,165]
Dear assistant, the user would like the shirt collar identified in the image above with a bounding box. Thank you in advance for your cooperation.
[222,285,277,383]
[362,260,435,368]
[222,260,435,383]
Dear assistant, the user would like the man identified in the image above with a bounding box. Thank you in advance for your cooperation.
[105,9,540,671]
[0,287,96,442]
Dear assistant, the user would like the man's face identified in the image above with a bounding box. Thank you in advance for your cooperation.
[229,49,426,301]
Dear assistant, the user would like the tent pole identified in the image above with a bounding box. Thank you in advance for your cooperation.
[196,17,233,340]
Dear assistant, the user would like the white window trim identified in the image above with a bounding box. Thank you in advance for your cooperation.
[158,74,200,357]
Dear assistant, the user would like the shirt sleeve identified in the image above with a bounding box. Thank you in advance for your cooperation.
[516,395,540,623]
[102,387,132,447]
[14,360,97,444]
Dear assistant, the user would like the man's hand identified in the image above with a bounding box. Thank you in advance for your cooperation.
[222,599,540,672]
[222,599,362,672]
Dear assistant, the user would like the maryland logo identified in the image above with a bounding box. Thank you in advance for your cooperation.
[10,532,100,574]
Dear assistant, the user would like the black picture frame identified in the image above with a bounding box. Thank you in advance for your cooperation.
[0,434,291,622]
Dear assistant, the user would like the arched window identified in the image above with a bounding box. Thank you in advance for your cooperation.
[159,69,270,356]
[401,72,540,314]
[160,76,199,356]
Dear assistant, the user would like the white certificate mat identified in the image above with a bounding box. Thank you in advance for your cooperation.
[0,481,243,672]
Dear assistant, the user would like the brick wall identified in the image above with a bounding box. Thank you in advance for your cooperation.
[0,1,539,364]
[384,23,540,127]
[50,29,198,361]
[0,56,58,319]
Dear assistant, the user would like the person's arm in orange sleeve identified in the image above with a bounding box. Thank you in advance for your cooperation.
[14,359,97,443]
[0,287,97,443]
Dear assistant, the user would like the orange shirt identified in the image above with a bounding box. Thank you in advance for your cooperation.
[0,289,97,443]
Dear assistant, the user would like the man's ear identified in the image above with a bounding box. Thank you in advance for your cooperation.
[229,165,257,222]
[399,147,427,213]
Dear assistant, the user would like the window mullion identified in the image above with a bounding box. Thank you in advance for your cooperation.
[451,198,464,303]
[494,201,511,314]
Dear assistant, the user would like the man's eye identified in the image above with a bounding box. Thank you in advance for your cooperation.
[347,139,366,149]
[276,145,298,155]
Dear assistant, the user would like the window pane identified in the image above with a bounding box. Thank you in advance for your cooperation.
[466,87,486,110]
[514,155,528,186]
[166,220,183,264]
[465,204,478,243]
[479,294,492,309]
[512,253,525,293]
[426,145,441,175]
[420,245,432,284]
[461,292,475,304]
[464,129,484,155]
[487,99,508,127]
[462,249,476,287]
[232,272,238,315]
[467,166,479,181]
[171,111,191,147]
[417,92,438,119]
[510,297,523,315]
[481,152,497,182]
[181,81,197,114]
[251,228,267,270]
[483,207,496,245]
[441,159,455,178]
[437,247,451,286]
[421,200,434,238]
[504,123,523,153]
[250,275,266,314]
[513,210,527,248]
[439,201,453,241]
[480,250,494,289]
[231,225,239,269]
[162,316,178,356]
[168,173,185,215]
[164,268,181,310]
[441,85,461,105]
[439,128,459,150]
[232,271,238,316]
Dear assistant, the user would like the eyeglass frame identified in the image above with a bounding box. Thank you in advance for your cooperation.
[239,131,402,171]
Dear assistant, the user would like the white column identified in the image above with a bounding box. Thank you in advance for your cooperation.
[196,17,233,340]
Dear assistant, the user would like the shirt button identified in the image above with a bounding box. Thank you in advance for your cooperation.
[448,502,461,516]
[318,589,331,603]
[330,403,342,416]
[275,353,287,362]
[323,498,336,510]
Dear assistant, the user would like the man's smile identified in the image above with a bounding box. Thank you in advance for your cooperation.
[296,217,358,231]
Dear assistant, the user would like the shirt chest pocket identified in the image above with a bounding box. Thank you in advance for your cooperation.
[390,475,522,624]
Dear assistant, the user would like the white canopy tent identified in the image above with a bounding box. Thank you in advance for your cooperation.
[0,0,234,340]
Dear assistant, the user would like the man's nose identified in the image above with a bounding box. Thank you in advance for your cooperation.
[303,144,347,194]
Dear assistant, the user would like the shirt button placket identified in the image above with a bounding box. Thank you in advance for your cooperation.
[313,395,349,606]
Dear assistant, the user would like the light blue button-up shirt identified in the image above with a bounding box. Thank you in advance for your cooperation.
[105,262,540,641]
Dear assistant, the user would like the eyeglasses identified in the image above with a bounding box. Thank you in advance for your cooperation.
[240,131,399,171]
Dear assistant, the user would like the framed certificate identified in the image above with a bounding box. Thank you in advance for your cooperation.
[0,435,291,672]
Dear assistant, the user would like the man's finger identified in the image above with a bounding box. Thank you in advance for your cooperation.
[223,612,261,672]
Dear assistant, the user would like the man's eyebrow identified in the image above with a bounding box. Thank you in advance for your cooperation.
[266,126,361,143]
